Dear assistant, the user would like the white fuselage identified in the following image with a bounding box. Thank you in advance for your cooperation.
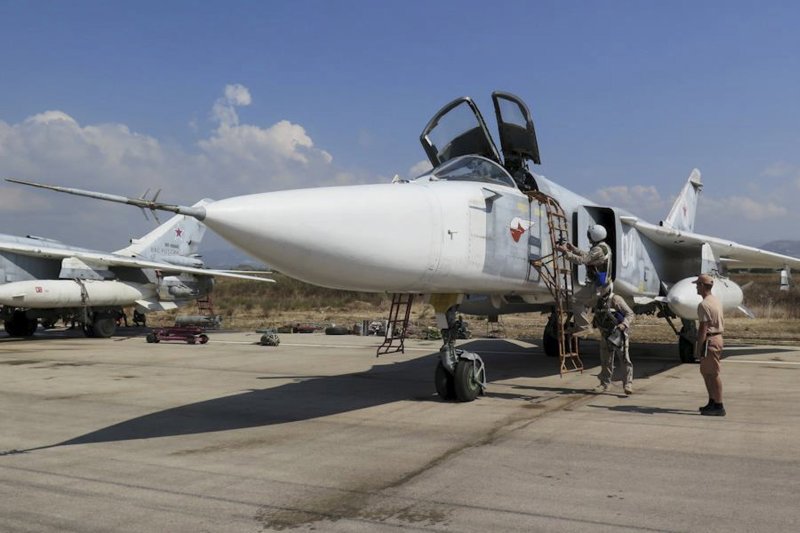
[202,179,543,294]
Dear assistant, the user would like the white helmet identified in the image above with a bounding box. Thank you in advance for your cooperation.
[587,224,607,243]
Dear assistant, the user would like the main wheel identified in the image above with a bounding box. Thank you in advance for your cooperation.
[186,336,196,344]
[454,360,482,402]
[199,334,209,344]
[92,316,116,338]
[543,313,560,357]
[145,333,157,343]
[679,335,696,363]
[4,312,37,337]
[679,321,698,363]
[434,361,456,401]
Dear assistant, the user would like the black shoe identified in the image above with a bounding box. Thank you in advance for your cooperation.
[701,404,726,417]
[699,399,714,412]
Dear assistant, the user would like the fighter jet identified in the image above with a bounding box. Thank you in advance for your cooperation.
[0,199,272,338]
[9,91,800,401]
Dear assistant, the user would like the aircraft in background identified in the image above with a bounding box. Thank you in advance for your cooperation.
[9,91,800,401]
[0,200,273,338]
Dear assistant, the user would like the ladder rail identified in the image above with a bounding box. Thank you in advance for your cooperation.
[527,191,583,375]
[376,293,414,356]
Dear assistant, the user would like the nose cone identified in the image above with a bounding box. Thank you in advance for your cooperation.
[202,184,441,291]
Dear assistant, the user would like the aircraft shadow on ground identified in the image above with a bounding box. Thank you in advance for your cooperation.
[12,338,684,450]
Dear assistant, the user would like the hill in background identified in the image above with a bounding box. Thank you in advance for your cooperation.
[761,240,800,256]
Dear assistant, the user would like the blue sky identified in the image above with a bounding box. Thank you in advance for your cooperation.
[1,0,799,253]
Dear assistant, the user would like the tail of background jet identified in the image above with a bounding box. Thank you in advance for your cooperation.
[114,199,213,264]
[662,169,702,232]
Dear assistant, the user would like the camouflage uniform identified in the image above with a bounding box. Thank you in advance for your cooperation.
[592,292,634,391]
[563,241,613,331]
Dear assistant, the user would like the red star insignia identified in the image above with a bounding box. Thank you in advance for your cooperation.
[510,223,525,242]
[175,228,183,237]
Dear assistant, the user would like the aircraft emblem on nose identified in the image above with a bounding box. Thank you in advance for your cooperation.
[175,228,183,237]
[509,217,533,243]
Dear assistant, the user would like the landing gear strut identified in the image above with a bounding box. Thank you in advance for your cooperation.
[434,307,486,402]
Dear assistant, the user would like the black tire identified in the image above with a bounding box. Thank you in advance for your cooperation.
[543,313,560,357]
[186,336,196,345]
[679,336,696,363]
[542,329,560,358]
[4,312,37,337]
[199,334,209,344]
[434,361,456,401]
[679,320,698,363]
[325,325,349,335]
[454,360,481,402]
[92,316,116,338]
[146,333,157,343]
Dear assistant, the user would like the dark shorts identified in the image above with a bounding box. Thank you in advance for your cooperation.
[700,335,724,376]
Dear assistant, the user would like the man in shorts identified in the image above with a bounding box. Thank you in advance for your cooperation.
[694,273,725,417]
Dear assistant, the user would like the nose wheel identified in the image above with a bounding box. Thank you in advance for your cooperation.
[434,308,486,402]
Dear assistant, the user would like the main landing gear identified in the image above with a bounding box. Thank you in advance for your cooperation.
[82,311,116,338]
[678,319,697,363]
[662,308,698,363]
[3,310,38,337]
[434,307,486,402]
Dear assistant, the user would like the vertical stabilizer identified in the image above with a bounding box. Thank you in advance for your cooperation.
[114,199,212,263]
[662,169,702,232]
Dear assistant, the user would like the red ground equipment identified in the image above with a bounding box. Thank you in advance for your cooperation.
[146,326,209,345]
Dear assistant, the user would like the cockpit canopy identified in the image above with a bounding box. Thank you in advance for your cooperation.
[421,155,516,188]
[419,91,540,190]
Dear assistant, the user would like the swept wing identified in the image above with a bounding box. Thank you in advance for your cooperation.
[622,216,800,270]
[0,240,274,283]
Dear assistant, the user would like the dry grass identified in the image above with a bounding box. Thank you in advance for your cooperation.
[144,272,800,344]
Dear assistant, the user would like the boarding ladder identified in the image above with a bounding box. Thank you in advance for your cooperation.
[195,294,215,316]
[376,293,414,356]
[526,191,583,375]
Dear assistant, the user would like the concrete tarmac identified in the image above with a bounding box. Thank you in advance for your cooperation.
[0,328,798,532]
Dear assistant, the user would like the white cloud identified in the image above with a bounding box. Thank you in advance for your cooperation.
[592,185,668,217]
[408,159,432,178]
[760,161,800,179]
[211,83,252,127]
[0,84,350,249]
[0,188,50,211]
[703,196,788,221]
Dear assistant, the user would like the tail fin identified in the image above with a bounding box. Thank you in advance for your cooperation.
[114,199,213,263]
[662,169,702,232]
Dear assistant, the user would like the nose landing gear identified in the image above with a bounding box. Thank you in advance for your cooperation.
[434,306,486,402]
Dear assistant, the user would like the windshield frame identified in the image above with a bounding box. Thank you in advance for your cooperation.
[427,155,518,189]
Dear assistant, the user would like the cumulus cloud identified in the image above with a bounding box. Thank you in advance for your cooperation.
[408,159,432,178]
[592,185,669,217]
[211,83,252,127]
[703,196,788,221]
[0,84,353,249]
[760,161,800,179]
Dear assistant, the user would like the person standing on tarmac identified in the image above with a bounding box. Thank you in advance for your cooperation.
[592,283,634,394]
[556,223,613,336]
[694,273,726,416]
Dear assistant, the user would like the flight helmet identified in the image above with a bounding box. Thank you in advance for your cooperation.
[587,224,607,243]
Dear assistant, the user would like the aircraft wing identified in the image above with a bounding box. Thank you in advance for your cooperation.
[0,241,275,282]
[622,216,800,270]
